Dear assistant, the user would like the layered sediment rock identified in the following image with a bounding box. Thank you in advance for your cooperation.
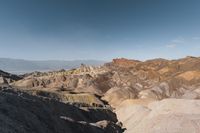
[4,56,200,133]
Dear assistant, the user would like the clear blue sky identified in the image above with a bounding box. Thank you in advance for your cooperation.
[0,0,200,61]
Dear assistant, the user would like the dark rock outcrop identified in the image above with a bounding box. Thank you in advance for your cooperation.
[0,88,123,133]
[0,70,22,84]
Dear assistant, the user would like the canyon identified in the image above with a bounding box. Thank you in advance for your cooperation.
[1,56,200,132]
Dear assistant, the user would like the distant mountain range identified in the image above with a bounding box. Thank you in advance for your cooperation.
[0,58,105,74]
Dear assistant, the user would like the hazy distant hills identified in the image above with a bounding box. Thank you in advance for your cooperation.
[0,58,105,74]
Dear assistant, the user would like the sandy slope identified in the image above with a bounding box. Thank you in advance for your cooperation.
[116,99,200,133]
